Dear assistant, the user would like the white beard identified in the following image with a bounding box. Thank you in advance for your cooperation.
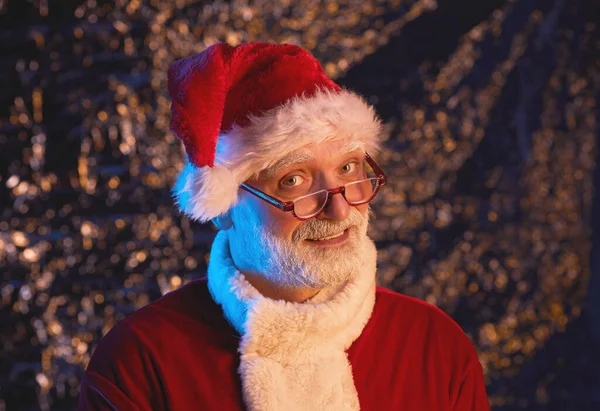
[206,226,378,411]
[229,206,371,289]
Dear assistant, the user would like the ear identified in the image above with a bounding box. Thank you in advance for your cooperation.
[211,211,233,230]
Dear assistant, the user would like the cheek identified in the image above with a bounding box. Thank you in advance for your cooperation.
[278,217,302,241]
[265,210,300,240]
[244,194,301,239]
[355,203,370,218]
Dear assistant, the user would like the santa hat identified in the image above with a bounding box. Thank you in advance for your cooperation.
[169,42,382,223]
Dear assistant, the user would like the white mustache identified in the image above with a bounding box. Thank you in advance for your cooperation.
[291,208,366,242]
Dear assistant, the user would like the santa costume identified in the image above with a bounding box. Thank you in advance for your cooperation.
[77,42,490,411]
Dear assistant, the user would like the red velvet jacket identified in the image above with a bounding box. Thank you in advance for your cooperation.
[77,279,490,410]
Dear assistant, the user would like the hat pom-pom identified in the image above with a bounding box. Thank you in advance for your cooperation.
[172,162,239,223]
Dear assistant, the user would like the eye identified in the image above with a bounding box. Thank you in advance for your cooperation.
[341,161,358,174]
[280,175,304,187]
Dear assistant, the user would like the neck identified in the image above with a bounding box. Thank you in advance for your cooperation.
[242,271,321,303]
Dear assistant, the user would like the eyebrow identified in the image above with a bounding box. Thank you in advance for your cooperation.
[263,141,364,178]
[263,152,315,178]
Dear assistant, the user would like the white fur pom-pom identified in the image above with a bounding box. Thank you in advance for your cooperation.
[172,161,239,223]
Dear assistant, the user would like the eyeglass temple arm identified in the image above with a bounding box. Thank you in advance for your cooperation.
[240,184,294,211]
[365,153,387,185]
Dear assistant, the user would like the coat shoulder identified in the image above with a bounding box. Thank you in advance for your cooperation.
[121,277,230,333]
[88,278,235,369]
[371,286,478,359]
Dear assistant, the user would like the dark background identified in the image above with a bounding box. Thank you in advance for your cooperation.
[0,0,599,409]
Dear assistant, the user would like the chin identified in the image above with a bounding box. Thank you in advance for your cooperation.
[286,229,367,288]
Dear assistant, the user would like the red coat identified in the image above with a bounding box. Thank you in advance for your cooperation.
[77,279,490,411]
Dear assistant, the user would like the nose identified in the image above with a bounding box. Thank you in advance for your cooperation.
[318,191,350,221]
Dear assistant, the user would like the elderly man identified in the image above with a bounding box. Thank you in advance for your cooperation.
[77,42,490,411]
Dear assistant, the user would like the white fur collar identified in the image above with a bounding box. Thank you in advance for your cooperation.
[207,229,378,411]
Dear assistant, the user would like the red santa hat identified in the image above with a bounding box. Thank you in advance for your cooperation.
[169,42,382,223]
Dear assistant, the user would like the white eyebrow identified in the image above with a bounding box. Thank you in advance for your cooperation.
[263,152,315,178]
[263,141,365,178]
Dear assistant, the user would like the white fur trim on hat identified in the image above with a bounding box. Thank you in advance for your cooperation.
[172,161,240,223]
[173,88,382,223]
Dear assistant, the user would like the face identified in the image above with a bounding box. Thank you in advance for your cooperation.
[226,139,372,289]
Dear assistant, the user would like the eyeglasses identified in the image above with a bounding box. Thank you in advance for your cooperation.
[240,153,387,220]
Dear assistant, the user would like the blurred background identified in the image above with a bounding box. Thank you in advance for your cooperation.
[0,0,599,410]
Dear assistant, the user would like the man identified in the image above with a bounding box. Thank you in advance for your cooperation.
[77,42,490,410]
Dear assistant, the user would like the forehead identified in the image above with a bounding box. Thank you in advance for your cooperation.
[262,139,364,178]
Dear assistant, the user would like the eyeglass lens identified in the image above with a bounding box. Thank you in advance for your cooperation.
[293,178,379,218]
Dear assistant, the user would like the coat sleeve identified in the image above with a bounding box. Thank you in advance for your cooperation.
[77,370,141,411]
[452,360,491,411]
[76,321,165,411]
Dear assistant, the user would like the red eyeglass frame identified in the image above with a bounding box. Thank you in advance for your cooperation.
[240,153,387,220]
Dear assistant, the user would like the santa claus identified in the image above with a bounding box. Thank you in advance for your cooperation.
[77,42,490,410]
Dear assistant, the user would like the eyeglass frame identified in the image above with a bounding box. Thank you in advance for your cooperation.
[239,152,387,221]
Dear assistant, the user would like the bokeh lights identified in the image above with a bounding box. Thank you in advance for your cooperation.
[0,0,598,409]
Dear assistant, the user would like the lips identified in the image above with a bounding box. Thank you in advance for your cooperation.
[308,231,346,241]
[305,228,350,246]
